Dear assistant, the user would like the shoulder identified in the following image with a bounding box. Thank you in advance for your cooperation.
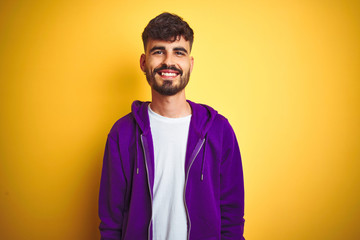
[108,112,136,141]
[189,99,235,135]
[210,109,234,133]
[214,113,230,126]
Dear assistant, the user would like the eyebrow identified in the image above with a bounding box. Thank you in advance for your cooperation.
[149,46,165,53]
[173,47,188,54]
[149,46,188,54]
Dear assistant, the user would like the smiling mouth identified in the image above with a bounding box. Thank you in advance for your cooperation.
[156,70,180,78]
[154,65,183,78]
[159,71,179,77]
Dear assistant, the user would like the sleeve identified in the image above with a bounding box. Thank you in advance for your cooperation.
[98,134,127,240]
[220,121,245,240]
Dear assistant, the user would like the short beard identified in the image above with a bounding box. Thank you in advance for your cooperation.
[145,68,190,96]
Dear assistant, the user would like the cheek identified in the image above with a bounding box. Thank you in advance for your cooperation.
[148,61,162,70]
[147,55,164,66]
[181,61,192,71]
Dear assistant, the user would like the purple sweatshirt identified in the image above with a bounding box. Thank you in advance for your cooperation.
[99,100,245,240]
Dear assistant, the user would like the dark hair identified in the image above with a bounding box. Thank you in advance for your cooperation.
[142,12,194,51]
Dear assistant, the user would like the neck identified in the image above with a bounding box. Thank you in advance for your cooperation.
[150,89,192,118]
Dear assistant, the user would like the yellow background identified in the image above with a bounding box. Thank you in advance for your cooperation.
[1,0,359,239]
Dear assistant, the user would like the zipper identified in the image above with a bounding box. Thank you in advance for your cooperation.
[184,138,205,240]
[141,134,153,240]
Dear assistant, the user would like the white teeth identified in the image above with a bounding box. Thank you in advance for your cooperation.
[161,72,177,77]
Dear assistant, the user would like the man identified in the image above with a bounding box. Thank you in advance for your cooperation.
[99,12,245,240]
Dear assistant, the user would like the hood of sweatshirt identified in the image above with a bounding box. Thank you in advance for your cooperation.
[131,100,218,138]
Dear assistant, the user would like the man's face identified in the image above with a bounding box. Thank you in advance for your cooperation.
[140,36,194,96]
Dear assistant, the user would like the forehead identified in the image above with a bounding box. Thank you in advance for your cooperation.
[145,36,191,53]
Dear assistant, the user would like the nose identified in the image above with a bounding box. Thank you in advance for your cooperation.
[163,52,174,66]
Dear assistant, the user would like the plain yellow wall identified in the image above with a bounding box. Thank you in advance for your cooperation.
[1,0,359,239]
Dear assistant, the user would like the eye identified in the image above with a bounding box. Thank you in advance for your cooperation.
[152,50,163,55]
[175,51,185,56]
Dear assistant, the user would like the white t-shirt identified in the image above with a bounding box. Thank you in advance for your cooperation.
[148,105,191,240]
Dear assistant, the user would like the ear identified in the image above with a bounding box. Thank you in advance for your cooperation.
[190,56,194,73]
[140,54,146,72]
